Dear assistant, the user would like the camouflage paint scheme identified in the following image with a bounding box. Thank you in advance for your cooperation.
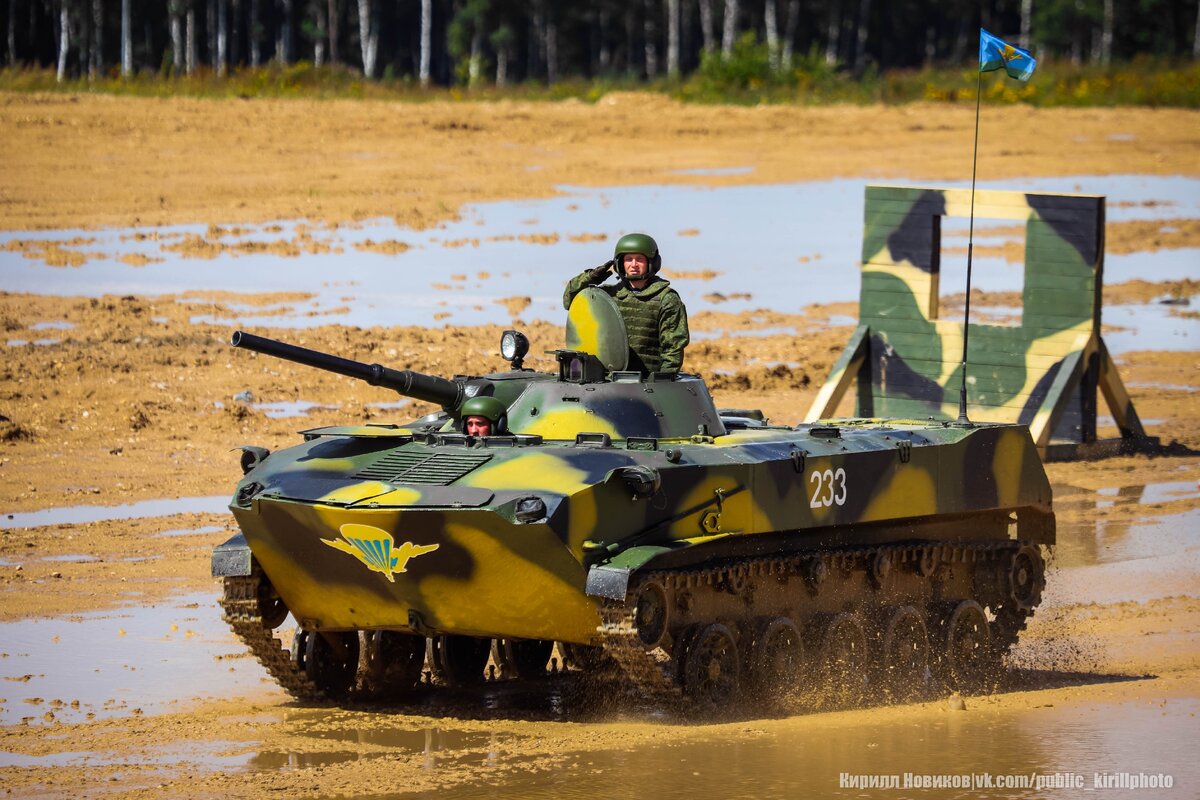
[224,290,1053,648]
[806,185,1152,457]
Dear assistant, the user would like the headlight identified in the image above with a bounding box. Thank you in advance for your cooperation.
[500,330,529,368]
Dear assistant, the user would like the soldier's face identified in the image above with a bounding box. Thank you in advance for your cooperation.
[623,253,649,279]
[465,416,492,436]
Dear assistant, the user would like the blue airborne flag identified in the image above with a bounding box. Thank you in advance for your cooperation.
[979,28,1036,81]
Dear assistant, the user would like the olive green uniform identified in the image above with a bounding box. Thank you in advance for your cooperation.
[563,272,690,374]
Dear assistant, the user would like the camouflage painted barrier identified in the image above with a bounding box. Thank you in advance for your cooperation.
[805,185,1156,459]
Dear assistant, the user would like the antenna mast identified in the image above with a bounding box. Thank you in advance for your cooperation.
[956,67,985,427]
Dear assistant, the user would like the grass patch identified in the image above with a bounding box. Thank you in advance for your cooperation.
[2,53,1197,107]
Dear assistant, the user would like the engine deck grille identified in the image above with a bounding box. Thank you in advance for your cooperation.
[354,450,493,485]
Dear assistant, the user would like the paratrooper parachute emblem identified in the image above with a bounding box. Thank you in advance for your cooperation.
[321,524,439,582]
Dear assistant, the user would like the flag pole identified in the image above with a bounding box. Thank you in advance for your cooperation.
[956,64,984,426]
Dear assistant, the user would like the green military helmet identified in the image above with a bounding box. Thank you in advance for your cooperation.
[460,395,507,434]
[613,232,662,277]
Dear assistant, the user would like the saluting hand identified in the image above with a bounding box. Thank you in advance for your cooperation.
[586,260,614,284]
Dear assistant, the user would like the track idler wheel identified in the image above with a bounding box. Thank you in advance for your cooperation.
[812,612,870,707]
[431,635,491,687]
[361,631,425,698]
[681,623,741,710]
[939,599,994,693]
[633,580,670,649]
[303,631,360,699]
[1005,544,1045,614]
[494,639,555,679]
[878,606,931,704]
[254,573,289,630]
[748,617,805,701]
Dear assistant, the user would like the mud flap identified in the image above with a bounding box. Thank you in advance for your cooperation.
[212,532,253,577]
[585,565,632,601]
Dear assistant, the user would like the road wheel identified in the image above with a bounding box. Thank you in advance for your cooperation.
[431,635,491,687]
[304,631,360,699]
[748,616,805,701]
[814,612,869,707]
[494,638,555,679]
[682,623,741,710]
[941,600,994,693]
[879,606,930,703]
[361,631,425,698]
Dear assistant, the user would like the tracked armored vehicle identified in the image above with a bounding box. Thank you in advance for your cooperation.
[214,289,1053,709]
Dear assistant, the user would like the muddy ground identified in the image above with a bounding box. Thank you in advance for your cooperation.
[0,94,1198,798]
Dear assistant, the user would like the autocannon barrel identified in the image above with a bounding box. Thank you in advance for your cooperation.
[230,331,463,408]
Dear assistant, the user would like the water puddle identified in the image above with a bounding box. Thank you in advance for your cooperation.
[1,495,231,530]
[1126,381,1194,392]
[671,166,755,176]
[410,697,1199,800]
[247,722,503,771]
[1048,482,1200,604]
[366,399,413,410]
[1,175,1196,337]
[252,400,336,419]
[28,320,75,331]
[1101,300,1199,353]
[0,593,260,726]
[0,739,248,770]
[158,525,228,538]
[6,338,61,346]
[691,325,798,341]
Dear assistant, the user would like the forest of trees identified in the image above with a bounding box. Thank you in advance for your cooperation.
[3,0,1199,86]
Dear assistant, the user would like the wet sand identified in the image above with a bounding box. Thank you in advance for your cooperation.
[1,96,1199,797]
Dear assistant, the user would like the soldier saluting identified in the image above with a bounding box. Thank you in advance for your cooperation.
[563,233,689,376]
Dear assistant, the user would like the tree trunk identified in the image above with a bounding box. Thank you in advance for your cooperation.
[546,19,558,83]
[598,7,611,70]
[8,0,17,65]
[217,0,227,74]
[89,0,102,78]
[248,0,258,66]
[186,4,196,72]
[207,0,215,66]
[496,48,507,85]
[326,0,338,64]
[419,0,431,86]
[170,0,183,71]
[853,0,870,73]
[698,0,714,55]
[666,0,679,77]
[121,0,131,74]
[1195,0,1200,59]
[1019,0,1032,51]
[279,0,293,63]
[825,0,840,65]
[313,0,326,66]
[721,0,739,56]
[781,0,798,67]
[643,0,657,78]
[1101,0,1113,65]
[356,0,375,77]
[27,0,38,68]
[469,26,482,86]
[56,0,68,81]
[765,0,778,70]
[622,4,633,72]
[230,0,240,66]
[1071,0,1084,65]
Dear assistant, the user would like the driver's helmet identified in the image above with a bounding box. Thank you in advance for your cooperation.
[613,232,661,278]
[459,395,507,435]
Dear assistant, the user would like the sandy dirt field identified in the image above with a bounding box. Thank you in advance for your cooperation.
[1,93,1198,798]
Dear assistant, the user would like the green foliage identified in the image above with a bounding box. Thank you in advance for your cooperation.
[0,57,1196,108]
